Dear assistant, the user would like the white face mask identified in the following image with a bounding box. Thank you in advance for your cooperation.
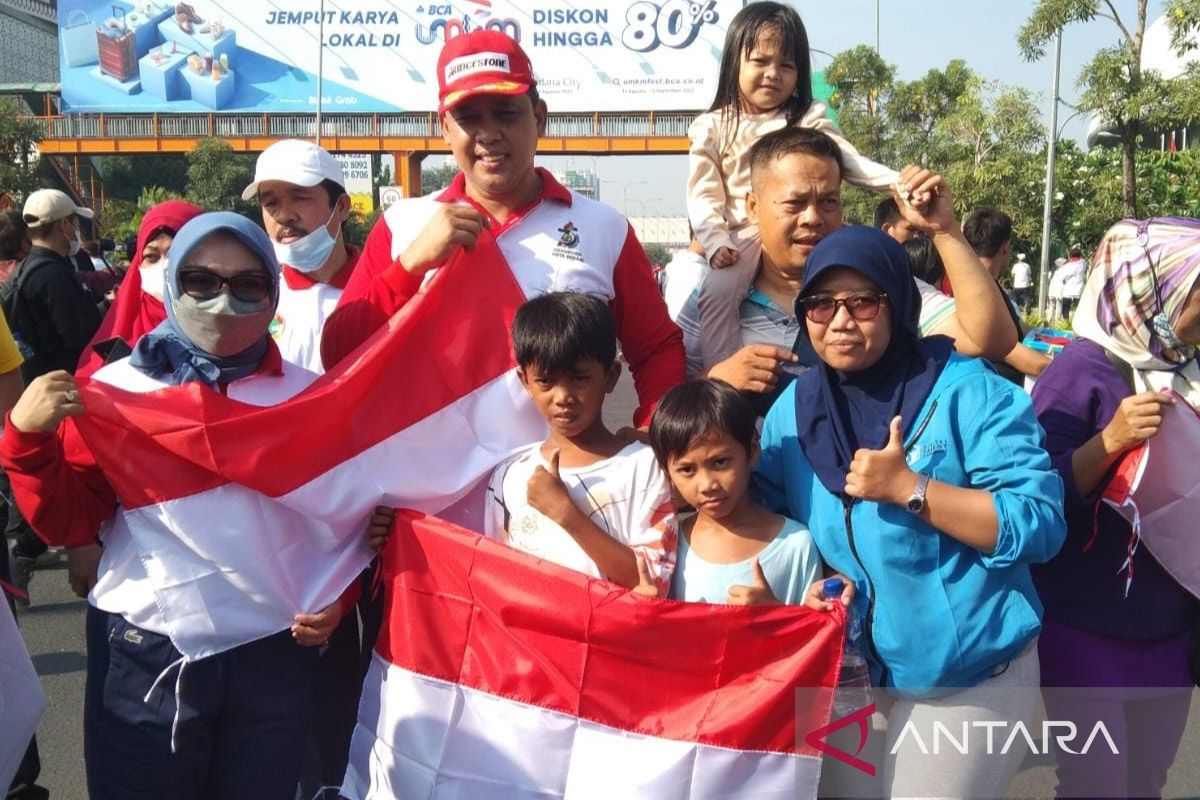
[66,223,82,257]
[139,258,167,302]
[271,207,339,273]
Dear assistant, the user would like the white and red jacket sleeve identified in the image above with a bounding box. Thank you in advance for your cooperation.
[0,415,116,548]
[321,216,423,371]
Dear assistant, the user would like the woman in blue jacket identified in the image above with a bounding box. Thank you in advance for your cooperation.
[753,225,1065,797]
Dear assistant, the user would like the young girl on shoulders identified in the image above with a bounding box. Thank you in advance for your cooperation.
[688,1,898,367]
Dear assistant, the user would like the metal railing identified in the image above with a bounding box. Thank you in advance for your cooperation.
[26,111,697,145]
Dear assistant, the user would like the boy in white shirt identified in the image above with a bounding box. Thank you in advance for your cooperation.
[485,292,678,591]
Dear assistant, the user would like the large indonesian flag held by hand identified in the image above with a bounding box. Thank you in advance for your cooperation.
[344,511,843,800]
[71,232,546,659]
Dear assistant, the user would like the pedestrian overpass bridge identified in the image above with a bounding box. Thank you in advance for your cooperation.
[23,109,695,196]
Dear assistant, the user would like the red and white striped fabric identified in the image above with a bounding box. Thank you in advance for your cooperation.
[1102,391,1200,598]
[343,511,842,800]
[73,232,546,659]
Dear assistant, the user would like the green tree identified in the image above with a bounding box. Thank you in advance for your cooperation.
[1019,0,1200,216]
[0,97,43,199]
[826,45,896,164]
[421,163,459,194]
[102,154,189,202]
[185,138,256,217]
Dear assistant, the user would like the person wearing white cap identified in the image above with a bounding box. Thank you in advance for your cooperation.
[242,139,357,374]
[14,189,102,383]
[243,139,364,795]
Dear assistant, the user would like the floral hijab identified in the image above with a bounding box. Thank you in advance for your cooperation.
[1072,218,1200,406]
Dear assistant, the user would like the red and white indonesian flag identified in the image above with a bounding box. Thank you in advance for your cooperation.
[73,232,545,660]
[1103,391,1200,599]
[343,511,842,799]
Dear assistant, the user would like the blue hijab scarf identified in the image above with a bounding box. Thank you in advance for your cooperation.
[130,212,280,387]
[793,226,953,498]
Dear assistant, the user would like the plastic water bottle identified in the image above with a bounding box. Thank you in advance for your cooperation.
[823,577,873,716]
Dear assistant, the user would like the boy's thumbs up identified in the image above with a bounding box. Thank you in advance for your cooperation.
[546,447,561,478]
[845,415,915,505]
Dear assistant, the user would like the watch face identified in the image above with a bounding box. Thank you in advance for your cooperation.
[906,497,923,513]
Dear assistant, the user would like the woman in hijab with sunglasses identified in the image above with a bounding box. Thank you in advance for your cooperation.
[0,213,352,799]
[753,226,1065,798]
[1030,219,1200,799]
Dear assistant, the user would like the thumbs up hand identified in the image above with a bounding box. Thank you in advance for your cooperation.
[727,558,779,606]
[527,448,576,525]
[845,416,918,506]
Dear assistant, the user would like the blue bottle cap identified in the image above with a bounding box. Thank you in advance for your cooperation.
[822,577,845,600]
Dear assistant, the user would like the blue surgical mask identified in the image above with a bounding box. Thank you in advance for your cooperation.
[272,208,339,273]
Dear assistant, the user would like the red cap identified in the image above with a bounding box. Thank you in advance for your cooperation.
[437,31,536,113]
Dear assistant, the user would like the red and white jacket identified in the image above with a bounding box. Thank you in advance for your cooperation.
[321,170,684,427]
[272,244,360,374]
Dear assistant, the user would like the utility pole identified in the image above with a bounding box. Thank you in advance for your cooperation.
[316,0,325,146]
[1038,29,1062,318]
[876,0,880,54]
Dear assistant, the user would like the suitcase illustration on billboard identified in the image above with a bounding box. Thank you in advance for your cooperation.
[96,6,138,82]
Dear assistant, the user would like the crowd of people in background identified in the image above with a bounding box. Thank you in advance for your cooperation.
[2,4,1199,799]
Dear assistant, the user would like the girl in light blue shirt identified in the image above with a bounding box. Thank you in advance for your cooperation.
[647,379,822,606]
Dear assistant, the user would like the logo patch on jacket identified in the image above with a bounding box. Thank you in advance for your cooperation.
[552,222,585,262]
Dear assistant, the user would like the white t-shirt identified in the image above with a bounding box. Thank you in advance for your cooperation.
[1060,260,1086,299]
[484,441,678,590]
[663,249,708,322]
[270,275,344,374]
[1012,260,1032,289]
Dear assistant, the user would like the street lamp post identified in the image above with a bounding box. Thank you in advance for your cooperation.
[1038,29,1063,319]
[316,0,325,146]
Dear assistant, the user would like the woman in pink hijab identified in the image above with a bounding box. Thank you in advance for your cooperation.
[77,200,202,379]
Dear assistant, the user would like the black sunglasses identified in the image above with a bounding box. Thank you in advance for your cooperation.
[798,292,888,324]
[177,267,273,303]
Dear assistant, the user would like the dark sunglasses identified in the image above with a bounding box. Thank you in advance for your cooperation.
[798,292,888,324]
[177,267,273,303]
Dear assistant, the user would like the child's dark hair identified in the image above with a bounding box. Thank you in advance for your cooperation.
[904,236,946,288]
[708,3,814,131]
[649,380,757,468]
[512,292,617,372]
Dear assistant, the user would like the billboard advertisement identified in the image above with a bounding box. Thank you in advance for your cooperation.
[334,153,375,212]
[58,0,737,114]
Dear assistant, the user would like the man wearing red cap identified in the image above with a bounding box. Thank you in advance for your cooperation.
[321,30,684,429]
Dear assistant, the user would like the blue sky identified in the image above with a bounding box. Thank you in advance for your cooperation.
[545,0,1168,216]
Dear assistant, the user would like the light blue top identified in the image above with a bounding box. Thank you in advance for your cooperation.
[752,353,1066,696]
[669,516,822,605]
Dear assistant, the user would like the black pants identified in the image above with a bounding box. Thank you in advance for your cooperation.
[85,607,319,800]
[0,538,48,800]
[299,611,361,798]
[0,469,46,561]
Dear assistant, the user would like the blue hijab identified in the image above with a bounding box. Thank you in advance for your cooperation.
[793,226,953,499]
[130,212,280,387]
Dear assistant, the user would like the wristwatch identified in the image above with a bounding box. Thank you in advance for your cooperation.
[905,473,931,514]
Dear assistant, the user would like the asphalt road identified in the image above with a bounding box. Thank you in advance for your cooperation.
[11,368,1200,798]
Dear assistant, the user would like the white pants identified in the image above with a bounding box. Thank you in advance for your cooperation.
[818,640,1040,800]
